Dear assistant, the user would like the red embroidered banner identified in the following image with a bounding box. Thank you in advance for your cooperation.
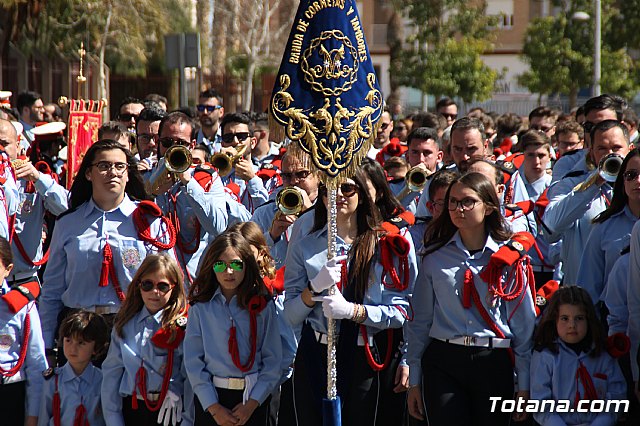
[67,99,104,188]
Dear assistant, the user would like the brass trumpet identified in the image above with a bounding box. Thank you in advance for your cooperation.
[276,187,304,215]
[10,158,29,169]
[574,153,624,192]
[210,145,247,177]
[406,167,430,192]
[165,145,192,173]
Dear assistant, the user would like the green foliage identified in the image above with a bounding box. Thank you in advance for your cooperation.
[391,0,499,103]
[519,0,639,101]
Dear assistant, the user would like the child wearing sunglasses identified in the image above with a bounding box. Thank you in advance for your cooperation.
[185,232,281,426]
[102,254,189,426]
[39,311,109,426]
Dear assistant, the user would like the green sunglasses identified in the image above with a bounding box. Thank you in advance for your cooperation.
[213,259,244,273]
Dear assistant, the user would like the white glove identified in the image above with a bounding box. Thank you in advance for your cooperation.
[309,255,348,293]
[313,291,354,320]
[157,390,182,426]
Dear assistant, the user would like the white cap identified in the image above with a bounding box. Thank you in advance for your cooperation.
[0,90,11,99]
[31,121,66,136]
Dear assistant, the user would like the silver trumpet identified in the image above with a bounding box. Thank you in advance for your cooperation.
[406,167,429,192]
[276,187,304,215]
[574,153,624,191]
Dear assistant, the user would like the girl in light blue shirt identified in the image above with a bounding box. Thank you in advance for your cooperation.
[185,232,281,426]
[101,254,189,426]
[531,286,626,426]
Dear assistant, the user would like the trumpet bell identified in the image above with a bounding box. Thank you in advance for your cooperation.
[406,168,429,192]
[210,144,248,177]
[276,187,304,215]
[165,145,192,173]
[599,153,623,183]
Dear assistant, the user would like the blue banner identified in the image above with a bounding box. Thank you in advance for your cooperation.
[270,0,383,182]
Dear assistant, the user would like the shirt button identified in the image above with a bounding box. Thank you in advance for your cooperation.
[468,320,473,325]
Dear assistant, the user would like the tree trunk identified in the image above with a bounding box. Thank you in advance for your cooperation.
[569,86,578,110]
[98,2,112,120]
[242,58,256,111]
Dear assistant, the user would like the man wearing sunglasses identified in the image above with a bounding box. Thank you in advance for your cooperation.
[116,97,144,134]
[544,119,631,286]
[367,109,394,160]
[152,112,228,282]
[195,88,224,155]
[218,112,269,213]
[251,145,319,268]
[436,96,458,127]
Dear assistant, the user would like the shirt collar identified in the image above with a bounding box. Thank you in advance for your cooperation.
[448,231,500,255]
[61,361,99,384]
[136,305,165,325]
[83,194,136,218]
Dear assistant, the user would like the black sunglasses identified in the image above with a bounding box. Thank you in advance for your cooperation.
[159,136,190,148]
[281,170,311,181]
[623,170,640,182]
[582,121,596,134]
[380,122,391,131]
[139,279,174,293]
[197,104,222,113]
[320,182,360,198]
[119,113,138,122]
[221,132,250,144]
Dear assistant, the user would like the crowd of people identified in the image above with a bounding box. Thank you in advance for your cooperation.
[0,88,638,426]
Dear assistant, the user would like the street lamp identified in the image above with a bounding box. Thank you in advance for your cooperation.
[572,0,601,96]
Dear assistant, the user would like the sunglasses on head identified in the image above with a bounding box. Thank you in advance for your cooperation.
[320,182,360,198]
[623,170,640,181]
[221,132,250,144]
[197,104,222,113]
[159,136,190,148]
[119,113,138,122]
[213,259,244,273]
[139,279,174,293]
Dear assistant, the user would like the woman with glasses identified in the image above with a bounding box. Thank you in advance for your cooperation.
[283,167,417,425]
[102,254,189,426]
[406,172,535,426]
[39,140,177,366]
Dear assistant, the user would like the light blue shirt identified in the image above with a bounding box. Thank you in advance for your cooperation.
[252,200,300,269]
[283,226,416,336]
[604,253,629,336]
[0,164,19,241]
[530,341,625,426]
[551,149,586,184]
[0,280,47,417]
[577,206,636,302]
[627,220,640,382]
[11,174,68,279]
[39,195,176,347]
[101,307,188,426]
[155,173,228,281]
[38,363,104,426]
[184,290,282,410]
[543,163,611,284]
[406,233,536,389]
[517,170,552,267]
[222,168,269,213]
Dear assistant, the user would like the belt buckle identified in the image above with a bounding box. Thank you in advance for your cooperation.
[148,392,160,402]
[228,377,245,390]
[463,336,475,346]
[95,306,110,314]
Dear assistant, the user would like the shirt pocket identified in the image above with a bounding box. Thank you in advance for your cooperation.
[0,322,19,353]
[118,239,146,271]
[593,372,608,399]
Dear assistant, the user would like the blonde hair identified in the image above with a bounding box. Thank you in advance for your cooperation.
[113,254,187,338]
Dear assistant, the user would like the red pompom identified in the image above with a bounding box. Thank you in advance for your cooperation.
[136,200,163,217]
[606,333,630,358]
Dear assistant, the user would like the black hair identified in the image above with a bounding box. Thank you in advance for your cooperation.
[360,157,404,221]
[98,121,129,142]
[0,236,13,268]
[451,116,486,140]
[144,93,168,106]
[59,310,110,359]
[220,112,254,134]
[583,94,626,121]
[17,91,41,112]
[528,106,560,122]
[590,119,630,145]
[136,106,167,130]
[436,97,457,110]
[198,88,224,105]
[118,97,143,115]
[428,169,460,199]
[406,127,441,150]
[69,139,148,209]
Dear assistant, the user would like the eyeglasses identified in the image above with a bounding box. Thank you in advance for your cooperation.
[623,170,640,182]
[430,200,445,209]
[213,259,244,273]
[380,122,391,131]
[159,136,190,148]
[91,161,128,174]
[119,113,138,122]
[582,121,596,134]
[139,279,174,293]
[441,113,458,120]
[530,125,554,132]
[197,104,222,113]
[448,197,480,211]
[137,133,156,143]
[281,170,311,181]
[558,140,581,149]
[320,183,360,198]
[221,132,250,144]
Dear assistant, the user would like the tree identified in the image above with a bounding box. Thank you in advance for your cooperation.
[519,0,639,107]
[212,0,296,110]
[390,0,499,103]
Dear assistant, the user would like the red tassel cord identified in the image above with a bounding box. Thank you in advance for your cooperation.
[98,241,126,302]
[462,269,473,309]
[53,375,61,426]
[228,296,267,372]
[13,231,50,266]
[73,401,89,426]
[0,308,30,377]
[132,350,175,411]
[132,201,176,250]
[379,235,410,291]
[167,192,200,255]
[360,326,394,371]
[574,361,599,407]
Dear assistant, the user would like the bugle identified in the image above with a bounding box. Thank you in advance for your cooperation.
[210,145,247,177]
[276,187,304,215]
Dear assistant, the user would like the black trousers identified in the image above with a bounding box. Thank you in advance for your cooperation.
[275,377,296,426]
[194,388,270,426]
[0,381,26,426]
[374,328,407,426]
[292,324,382,426]
[421,339,514,426]
[122,395,182,426]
